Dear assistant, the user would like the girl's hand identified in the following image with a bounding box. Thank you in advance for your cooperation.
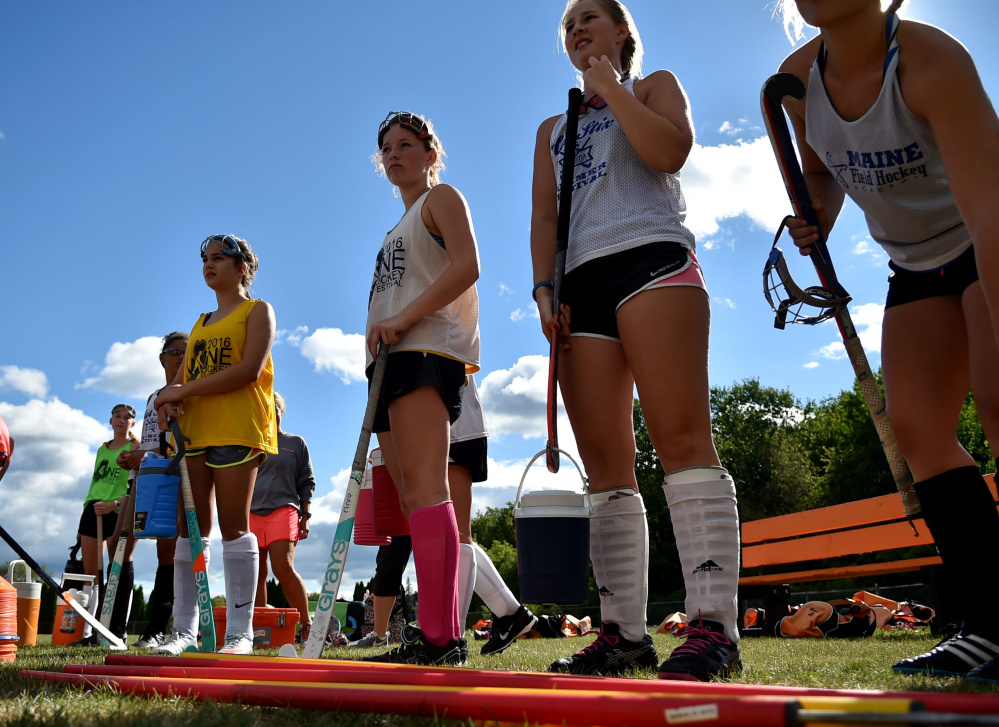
[154,384,185,431]
[584,55,621,97]
[117,449,143,470]
[537,289,572,350]
[93,500,116,516]
[368,315,411,358]
[785,200,830,257]
[298,513,310,540]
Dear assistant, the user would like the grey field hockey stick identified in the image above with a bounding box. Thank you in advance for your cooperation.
[169,418,217,652]
[98,490,135,649]
[546,87,584,474]
[296,343,390,659]
[760,71,919,520]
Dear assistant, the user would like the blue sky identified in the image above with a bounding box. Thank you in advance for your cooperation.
[2,1,995,601]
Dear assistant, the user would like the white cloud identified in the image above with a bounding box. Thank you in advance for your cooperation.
[0,366,49,398]
[713,297,736,310]
[479,356,550,439]
[681,136,789,243]
[510,307,540,322]
[816,301,884,359]
[498,283,513,297]
[803,361,820,369]
[76,336,163,399]
[275,326,310,346]
[718,120,746,137]
[852,235,887,263]
[297,328,366,384]
[0,399,110,568]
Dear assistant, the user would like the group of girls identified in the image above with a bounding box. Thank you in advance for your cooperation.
[115,0,999,684]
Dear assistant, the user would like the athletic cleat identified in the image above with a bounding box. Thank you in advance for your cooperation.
[218,633,254,655]
[348,630,390,649]
[68,635,100,647]
[150,630,197,656]
[967,655,999,683]
[658,619,742,682]
[362,624,465,666]
[892,631,999,676]
[481,605,538,655]
[548,622,658,676]
[135,632,166,649]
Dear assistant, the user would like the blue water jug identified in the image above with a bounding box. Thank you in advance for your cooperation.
[133,451,180,539]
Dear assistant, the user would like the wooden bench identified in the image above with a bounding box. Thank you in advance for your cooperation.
[738,473,998,634]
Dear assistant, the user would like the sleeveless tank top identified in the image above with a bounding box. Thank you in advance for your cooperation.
[805,13,969,271]
[366,190,480,373]
[549,75,696,274]
[181,298,277,453]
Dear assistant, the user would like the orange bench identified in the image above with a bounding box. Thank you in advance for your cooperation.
[738,474,998,633]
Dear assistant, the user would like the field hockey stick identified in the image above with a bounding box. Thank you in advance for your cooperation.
[298,343,390,659]
[760,72,919,519]
[98,490,136,649]
[0,522,125,649]
[545,87,584,474]
[168,418,216,652]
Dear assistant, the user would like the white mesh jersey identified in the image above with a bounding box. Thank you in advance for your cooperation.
[805,14,969,271]
[365,189,480,372]
[450,375,487,444]
[549,75,696,274]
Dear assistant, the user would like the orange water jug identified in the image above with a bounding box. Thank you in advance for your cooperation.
[0,576,17,662]
[6,560,41,647]
[51,574,95,646]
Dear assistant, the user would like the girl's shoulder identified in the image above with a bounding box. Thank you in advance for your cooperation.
[633,69,681,94]
[778,35,822,84]
[537,113,561,139]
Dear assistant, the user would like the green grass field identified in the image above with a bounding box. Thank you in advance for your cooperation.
[1,629,996,726]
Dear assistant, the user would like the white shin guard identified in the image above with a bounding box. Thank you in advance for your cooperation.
[663,467,741,642]
[457,543,476,633]
[173,536,211,637]
[222,534,258,640]
[472,542,520,619]
[589,488,649,643]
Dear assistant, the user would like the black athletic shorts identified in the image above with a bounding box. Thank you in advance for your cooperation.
[370,535,412,597]
[369,351,466,434]
[561,241,703,341]
[449,437,488,483]
[885,245,979,309]
[78,501,120,540]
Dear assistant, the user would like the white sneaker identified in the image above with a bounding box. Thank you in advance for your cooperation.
[348,631,390,649]
[150,630,197,656]
[219,633,254,655]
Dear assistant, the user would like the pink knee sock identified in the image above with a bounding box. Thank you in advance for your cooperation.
[409,501,460,646]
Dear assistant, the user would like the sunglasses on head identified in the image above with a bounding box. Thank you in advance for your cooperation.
[378,111,432,148]
[200,234,246,261]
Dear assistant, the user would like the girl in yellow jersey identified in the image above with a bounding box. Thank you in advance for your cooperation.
[153,234,277,655]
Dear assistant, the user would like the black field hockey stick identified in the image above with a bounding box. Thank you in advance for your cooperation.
[169,418,217,652]
[760,72,919,520]
[546,87,584,474]
[296,343,390,659]
[0,522,126,649]
[98,489,136,648]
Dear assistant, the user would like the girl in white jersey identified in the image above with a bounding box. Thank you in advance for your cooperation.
[363,111,481,666]
[530,0,742,682]
[777,0,999,681]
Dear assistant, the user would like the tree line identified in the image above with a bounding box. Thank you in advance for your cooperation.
[470,375,994,609]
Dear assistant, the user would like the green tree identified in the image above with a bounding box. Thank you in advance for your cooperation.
[470,504,516,550]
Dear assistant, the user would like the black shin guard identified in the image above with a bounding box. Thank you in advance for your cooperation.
[914,466,999,637]
[145,563,175,636]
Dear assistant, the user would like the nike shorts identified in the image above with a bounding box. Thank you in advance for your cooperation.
[369,351,465,434]
[886,245,979,309]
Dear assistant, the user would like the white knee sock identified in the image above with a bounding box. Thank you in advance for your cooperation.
[222,533,259,640]
[174,536,211,636]
[472,542,520,619]
[663,467,741,643]
[589,488,649,643]
[457,543,476,635]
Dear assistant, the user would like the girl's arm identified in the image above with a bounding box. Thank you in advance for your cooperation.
[778,44,847,256]
[586,59,693,174]
[530,116,561,339]
[155,302,276,418]
[902,23,999,344]
[368,186,480,357]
